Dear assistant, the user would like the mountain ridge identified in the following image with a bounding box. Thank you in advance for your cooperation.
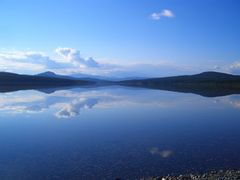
[1,71,240,97]
[37,71,76,80]
[119,71,240,97]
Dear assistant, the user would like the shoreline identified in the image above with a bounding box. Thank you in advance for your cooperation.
[140,170,240,180]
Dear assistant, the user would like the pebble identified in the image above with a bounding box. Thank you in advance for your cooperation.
[140,170,240,180]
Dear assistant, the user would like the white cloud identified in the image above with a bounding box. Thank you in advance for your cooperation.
[161,9,174,17]
[228,61,240,74]
[55,47,99,68]
[0,48,100,74]
[151,9,175,20]
[0,47,209,78]
[0,50,62,73]
[214,61,240,75]
[151,13,162,20]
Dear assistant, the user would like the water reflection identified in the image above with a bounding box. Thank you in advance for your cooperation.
[0,87,181,118]
[55,98,99,118]
[149,147,173,158]
[1,87,240,179]
[1,87,240,119]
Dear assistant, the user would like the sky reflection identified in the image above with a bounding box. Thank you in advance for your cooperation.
[0,87,240,119]
[1,87,240,179]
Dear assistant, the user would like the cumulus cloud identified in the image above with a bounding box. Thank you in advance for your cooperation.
[0,48,100,74]
[151,9,175,20]
[55,47,99,68]
[0,47,202,77]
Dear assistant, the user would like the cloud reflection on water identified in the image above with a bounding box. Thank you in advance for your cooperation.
[149,147,173,158]
[0,88,181,118]
[55,98,98,118]
[0,87,240,119]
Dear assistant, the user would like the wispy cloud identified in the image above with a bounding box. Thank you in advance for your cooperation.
[0,48,99,75]
[0,50,62,73]
[1,47,231,78]
[211,60,240,75]
[228,61,240,74]
[151,9,175,20]
[0,48,194,77]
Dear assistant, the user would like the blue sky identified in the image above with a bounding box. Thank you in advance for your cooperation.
[0,0,240,77]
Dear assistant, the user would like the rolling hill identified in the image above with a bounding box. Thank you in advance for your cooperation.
[119,72,240,97]
[1,71,240,96]
[0,72,93,92]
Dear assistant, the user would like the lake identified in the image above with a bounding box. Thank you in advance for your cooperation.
[0,86,240,179]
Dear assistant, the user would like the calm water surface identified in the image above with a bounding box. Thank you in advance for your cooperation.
[0,87,240,179]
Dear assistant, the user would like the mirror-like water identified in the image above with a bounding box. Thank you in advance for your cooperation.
[0,86,240,179]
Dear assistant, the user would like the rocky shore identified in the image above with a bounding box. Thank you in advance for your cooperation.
[140,170,240,180]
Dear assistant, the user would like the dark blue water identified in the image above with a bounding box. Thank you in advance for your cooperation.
[0,87,240,179]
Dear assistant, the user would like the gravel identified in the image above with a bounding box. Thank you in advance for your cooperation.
[139,170,240,180]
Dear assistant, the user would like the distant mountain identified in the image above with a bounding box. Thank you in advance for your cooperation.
[0,72,93,93]
[70,73,106,80]
[39,71,235,82]
[2,71,240,96]
[121,71,240,83]
[37,71,115,83]
[37,71,76,80]
[37,71,147,81]
[119,71,240,97]
[70,72,146,81]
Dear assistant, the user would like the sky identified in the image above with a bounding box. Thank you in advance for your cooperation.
[0,0,240,77]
